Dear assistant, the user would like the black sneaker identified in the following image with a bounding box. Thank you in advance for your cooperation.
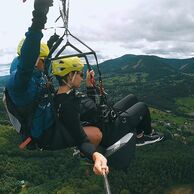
[150,129,164,139]
[136,132,163,147]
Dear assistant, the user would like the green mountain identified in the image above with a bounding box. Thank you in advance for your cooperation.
[179,62,194,73]
[0,75,8,85]
[161,57,194,70]
[99,54,175,75]
[98,54,194,77]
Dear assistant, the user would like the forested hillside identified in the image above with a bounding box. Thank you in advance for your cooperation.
[0,54,194,194]
[0,124,194,194]
[97,54,194,116]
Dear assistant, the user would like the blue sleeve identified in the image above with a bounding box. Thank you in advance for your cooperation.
[13,28,43,91]
[10,57,19,74]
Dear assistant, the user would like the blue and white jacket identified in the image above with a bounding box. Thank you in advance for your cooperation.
[6,28,54,138]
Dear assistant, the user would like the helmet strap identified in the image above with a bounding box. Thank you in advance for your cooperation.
[35,57,40,67]
[61,71,77,90]
[71,71,77,84]
[62,79,73,90]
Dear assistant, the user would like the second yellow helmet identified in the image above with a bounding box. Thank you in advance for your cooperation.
[52,57,84,77]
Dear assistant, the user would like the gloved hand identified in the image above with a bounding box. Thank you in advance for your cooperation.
[47,33,60,49]
[34,0,53,15]
[31,0,53,30]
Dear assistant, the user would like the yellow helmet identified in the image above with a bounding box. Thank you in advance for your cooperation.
[17,38,49,59]
[52,57,84,77]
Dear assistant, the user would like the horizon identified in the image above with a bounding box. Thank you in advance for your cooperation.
[2,52,194,65]
[1,53,194,77]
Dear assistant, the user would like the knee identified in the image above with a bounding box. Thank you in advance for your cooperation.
[136,102,148,110]
[126,94,138,102]
[95,130,103,140]
[93,130,103,147]
[83,126,102,147]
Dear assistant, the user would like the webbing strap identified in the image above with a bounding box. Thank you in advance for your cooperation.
[19,137,32,149]
[60,0,70,32]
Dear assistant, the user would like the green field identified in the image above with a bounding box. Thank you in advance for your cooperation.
[176,97,194,116]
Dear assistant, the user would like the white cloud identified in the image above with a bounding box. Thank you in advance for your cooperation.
[1,0,194,64]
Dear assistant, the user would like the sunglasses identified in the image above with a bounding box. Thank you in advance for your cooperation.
[77,71,84,78]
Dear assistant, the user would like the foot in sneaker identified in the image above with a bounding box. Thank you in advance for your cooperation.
[150,129,164,139]
[136,131,164,147]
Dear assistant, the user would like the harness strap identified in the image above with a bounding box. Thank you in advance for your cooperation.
[19,137,32,149]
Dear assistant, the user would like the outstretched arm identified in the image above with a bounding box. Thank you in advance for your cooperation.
[14,0,53,90]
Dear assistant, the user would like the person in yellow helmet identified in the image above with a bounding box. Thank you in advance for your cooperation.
[6,0,54,144]
[5,0,108,176]
[51,56,164,167]
[51,56,109,175]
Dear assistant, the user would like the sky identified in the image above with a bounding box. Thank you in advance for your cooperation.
[1,0,194,65]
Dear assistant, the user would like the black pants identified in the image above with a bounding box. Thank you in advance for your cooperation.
[101,94,152,147]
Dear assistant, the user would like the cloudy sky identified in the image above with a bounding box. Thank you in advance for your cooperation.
[1,0,194,64]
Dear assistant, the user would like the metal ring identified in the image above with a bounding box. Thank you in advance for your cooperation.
[110,110,117,118]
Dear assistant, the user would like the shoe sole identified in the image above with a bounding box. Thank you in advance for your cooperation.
[136,136,164,147]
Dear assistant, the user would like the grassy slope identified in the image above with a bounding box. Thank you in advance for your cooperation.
[175,97,194,115]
